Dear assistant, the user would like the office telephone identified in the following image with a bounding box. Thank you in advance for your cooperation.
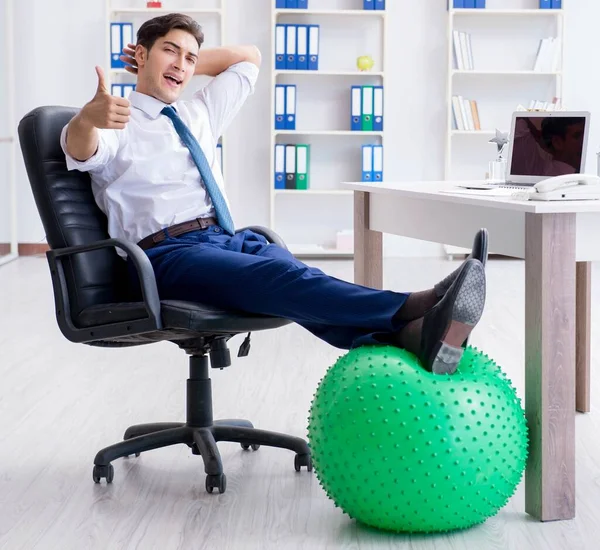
[529,174,600,201]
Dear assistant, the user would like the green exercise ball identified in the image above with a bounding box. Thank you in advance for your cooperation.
[307,345,529,534]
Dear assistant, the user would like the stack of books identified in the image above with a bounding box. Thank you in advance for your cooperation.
[451,96,481,131]
[533,37,561,72]
[453,31,474,71]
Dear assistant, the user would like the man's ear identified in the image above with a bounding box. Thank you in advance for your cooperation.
[135,45,148,68]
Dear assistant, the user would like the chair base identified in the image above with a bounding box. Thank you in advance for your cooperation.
[91,354,312,494]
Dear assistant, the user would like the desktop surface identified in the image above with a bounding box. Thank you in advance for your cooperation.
[343,181,600,214]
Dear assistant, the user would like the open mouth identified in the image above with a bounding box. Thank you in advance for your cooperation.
[164,74,183,88]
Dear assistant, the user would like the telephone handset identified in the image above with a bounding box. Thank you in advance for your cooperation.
[530,174,600,201]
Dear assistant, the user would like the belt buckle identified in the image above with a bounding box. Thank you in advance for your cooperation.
[197,217,209,229]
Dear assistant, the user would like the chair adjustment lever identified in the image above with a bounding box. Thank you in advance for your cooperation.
[238,332,251,357]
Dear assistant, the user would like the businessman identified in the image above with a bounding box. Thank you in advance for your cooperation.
[61,13,487,375]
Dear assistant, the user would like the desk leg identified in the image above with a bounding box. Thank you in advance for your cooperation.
[354,191,383,289]
[525,213,576,521]
[576,262,592,414]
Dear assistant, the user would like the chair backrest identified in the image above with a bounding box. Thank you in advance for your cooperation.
[18,106,128,316]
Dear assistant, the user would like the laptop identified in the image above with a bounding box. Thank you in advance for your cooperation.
[459,110,591,190]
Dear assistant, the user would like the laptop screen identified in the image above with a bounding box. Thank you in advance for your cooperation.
[509,115,586,177]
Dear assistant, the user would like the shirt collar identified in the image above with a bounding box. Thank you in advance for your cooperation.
[129,91,179,120]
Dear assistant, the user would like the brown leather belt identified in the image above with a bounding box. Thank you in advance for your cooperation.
[137,217,219,251]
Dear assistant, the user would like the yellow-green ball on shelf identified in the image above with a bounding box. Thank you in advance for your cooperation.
[307,345,529,534]
[357,55,375,71]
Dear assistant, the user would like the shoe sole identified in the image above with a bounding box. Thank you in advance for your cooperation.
[431,262,486,375]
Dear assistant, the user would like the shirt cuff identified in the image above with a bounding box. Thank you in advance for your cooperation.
[60,123,111,172]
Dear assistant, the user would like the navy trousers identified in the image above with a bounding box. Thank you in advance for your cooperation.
[128,226,409,350]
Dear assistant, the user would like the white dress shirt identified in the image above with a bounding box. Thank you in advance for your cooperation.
[60,61,259,257]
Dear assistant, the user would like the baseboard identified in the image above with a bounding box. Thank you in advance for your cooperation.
[0,243,50,256]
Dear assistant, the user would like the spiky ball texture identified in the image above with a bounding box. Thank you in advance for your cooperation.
[307,345,529,534]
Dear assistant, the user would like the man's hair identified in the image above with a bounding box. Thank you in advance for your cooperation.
[137,13,204,53]
[541,117,583,150]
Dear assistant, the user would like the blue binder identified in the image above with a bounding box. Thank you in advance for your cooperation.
[453,0,465,7]
[275,85,286,130]
[363,0,375,8]
[551,0,562,7]
[296,25,308,70]
[298,0,308,8]
[375,0,385,9]
[110,23,123,68]
[362,145,373,182]
[475,0,485,7]
[275,25,286,70]
[285,25,297,70]
[372,145,383,182]
[373,86,384,131]
[539,0,551,7]
[308,25,319,70]
[274,144,286,189]
[276,0,286,7]
[285,85,296,130]
[464,0,475,7]
[351,86,362,131]
[286,0,298,7]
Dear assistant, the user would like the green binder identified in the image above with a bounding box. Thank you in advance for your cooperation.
[296,144,310,190]
[361,86,374,131]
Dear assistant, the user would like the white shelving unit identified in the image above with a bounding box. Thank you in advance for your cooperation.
[0,0,17,267]
[269,3,387,259]
[105,0,226,174]
[444,0,565,257]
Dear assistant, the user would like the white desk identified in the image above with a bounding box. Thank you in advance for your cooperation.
[345,180,597,523]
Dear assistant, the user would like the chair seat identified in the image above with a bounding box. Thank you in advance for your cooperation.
[77,300,292,334]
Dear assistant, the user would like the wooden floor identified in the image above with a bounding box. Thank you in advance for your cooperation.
[1,255,599,550]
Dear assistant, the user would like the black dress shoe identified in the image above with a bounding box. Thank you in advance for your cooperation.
[419,259,486,375]
[434,228,489,299]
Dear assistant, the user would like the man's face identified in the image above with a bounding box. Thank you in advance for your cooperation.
[552,123,585,168]
[135,29,199,104]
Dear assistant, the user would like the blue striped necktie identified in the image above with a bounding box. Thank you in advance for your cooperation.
[161,105,235,235]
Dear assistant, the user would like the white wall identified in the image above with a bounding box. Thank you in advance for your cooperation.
[9,0,600,257]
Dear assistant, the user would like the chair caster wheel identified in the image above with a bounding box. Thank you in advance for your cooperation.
[93,464,114,484]
[206,473,227,494]
[241,443,260,451]
[294,453,313,472]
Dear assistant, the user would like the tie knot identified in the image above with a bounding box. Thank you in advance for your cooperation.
[161,105,177,119]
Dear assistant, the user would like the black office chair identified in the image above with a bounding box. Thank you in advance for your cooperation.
[18,106,312,494]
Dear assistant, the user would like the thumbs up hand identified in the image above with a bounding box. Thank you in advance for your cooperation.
[81,66,131,130]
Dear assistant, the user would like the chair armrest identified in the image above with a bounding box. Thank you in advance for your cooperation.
[236,226,288,250]
[47,238,162,343]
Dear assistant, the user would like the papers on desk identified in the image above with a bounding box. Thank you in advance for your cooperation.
[440,186,533,200]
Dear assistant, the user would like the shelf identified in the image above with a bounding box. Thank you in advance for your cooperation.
[275,70,384,77]
[275,130,384,136]
[450,9,563,16]
[453,70,561,76]
[275,9,385,17]
[451,130,496,136]
[274,189,353,195]
[110,8,221,14]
